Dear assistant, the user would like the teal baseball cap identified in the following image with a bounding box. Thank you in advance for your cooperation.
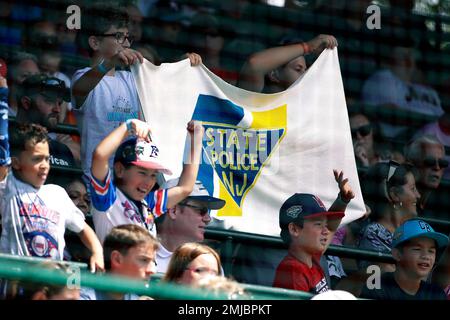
[392,219,449,250]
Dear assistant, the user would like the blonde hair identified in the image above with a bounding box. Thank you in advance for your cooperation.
[196,276,248,300]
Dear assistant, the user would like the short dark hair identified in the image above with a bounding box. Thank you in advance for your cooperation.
[80,4,130,56]
[9,123,49,157]
[103,224,159,270]
[280,219,304,246]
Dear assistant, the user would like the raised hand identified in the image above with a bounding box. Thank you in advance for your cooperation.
[185,52,203,66]
[333,169,355,203]
[106,48,144,69]
[127,119,152,142]
[307,34,338,55]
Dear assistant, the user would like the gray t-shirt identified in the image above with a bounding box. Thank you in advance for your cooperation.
[71,68,141,176]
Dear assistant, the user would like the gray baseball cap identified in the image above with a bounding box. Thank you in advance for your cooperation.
[162,178,226,210]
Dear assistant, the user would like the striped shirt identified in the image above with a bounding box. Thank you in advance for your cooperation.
[90,170,167,243]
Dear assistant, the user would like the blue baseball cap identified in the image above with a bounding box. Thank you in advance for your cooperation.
[279,193,344,232]
[392,219,449,250]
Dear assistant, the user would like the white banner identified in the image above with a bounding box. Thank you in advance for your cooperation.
[131,49,365,236]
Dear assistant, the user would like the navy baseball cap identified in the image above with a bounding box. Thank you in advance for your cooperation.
[114,137,172,175]
[279,193,344,232]
[392,219,449,250]
[20,74,70,102]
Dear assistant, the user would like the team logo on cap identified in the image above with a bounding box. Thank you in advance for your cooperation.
[286,205,302,219]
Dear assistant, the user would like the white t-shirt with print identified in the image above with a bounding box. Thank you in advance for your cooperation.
[71,68,141,177]
[0,172,85,260]
[90,170,167,243]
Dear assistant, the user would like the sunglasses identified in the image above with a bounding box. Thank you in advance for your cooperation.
[179,203,210,216]
[351,124,372,139]
[97,32,134,45]
[386,160,400,182]
[422,157,449,169]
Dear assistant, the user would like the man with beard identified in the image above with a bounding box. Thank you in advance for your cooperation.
[16,74,76,171]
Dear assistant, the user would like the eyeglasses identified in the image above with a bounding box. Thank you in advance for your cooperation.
[422,157,449,169]
[179,203,210,216]
[185,267,219,276]
[351,124,372,139]
[97,32,134,45]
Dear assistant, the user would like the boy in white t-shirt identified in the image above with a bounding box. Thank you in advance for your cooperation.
[90,118,204,243]
[0,121,103,272]
[71,4,202,177]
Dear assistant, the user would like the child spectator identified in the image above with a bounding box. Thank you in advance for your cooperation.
[71,4,201,177]
[90,119,204,243]
[155,178,225,273]
[273,192,346,294]
[163,242,221,286]
[8,262,80,300]
[0,120,103,271]
[360,219,448,300]
[273,170,354,294]
[80,224,159,300]
[237,34,337,93]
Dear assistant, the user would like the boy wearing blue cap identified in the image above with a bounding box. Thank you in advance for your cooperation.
[273,171,354,293]
[361,219,449,300]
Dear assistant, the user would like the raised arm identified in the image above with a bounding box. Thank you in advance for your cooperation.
[77,223,104,273]
[238,34,338,92]
[91,119,151,182]
[166,120,205,208]
[72,48,143,108]
[329,169,355,212]
[0,75,10,181]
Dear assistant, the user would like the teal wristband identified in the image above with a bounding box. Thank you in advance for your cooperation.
[97,59,109,74]
[126,119,135,135]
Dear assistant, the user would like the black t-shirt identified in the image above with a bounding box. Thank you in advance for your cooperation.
[49,138,75,168]
[361,272,447,300]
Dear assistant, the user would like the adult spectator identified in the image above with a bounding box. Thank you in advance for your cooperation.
[155,179,225,273]
[404,134,448,218]
[6,51,40,116]
[361,38,443,138]
[15,74,78,171]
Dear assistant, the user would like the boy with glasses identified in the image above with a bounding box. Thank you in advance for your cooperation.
[71,4,202,179]
[155,179,226,273]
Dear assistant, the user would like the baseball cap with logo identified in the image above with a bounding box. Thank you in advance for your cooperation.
[392,219,449,250]
[162,178,226,210]
[279,193,345,233]
[114,137,172,175]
